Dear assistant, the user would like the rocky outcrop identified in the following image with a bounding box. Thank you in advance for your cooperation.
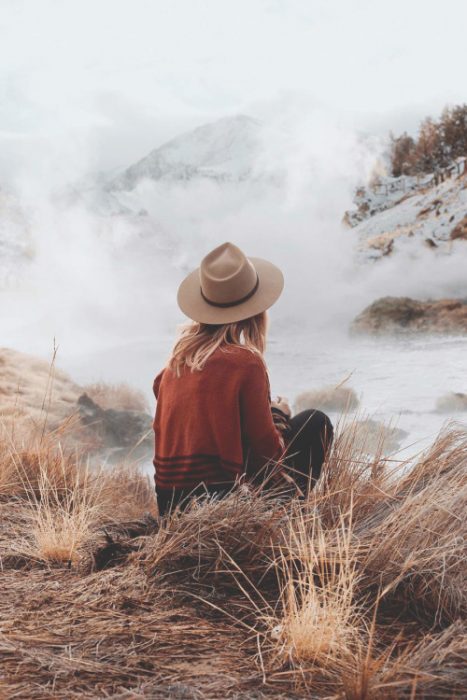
[0,347,82,434]
[0,348,154,455]
[347,164,467,262]
[450,214,467,241]
[351,297,467,335]
[295,385,359,413]
[342,419,408,455]
[435,392,467,413]
[78,394,153,450]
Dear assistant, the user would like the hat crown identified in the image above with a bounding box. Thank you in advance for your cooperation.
[200,242,258,306]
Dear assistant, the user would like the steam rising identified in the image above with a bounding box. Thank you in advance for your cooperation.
[0,112,343,339]
[1,105,466,379]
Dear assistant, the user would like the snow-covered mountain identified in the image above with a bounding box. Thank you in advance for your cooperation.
[109,114,264,191]
[344,161,467,261]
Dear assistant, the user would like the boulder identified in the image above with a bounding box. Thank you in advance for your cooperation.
[364,231,400,256]
[341,419,408,455]
[78,393,153,450]
[435,392,467,413]
[295,385,359,413]
[351,297,467,335]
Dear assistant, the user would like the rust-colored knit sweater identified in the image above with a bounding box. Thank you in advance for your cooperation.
[152,346,284,490]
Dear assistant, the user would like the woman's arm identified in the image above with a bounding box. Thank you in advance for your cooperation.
[240,358,285,471]
[153,370,164,400]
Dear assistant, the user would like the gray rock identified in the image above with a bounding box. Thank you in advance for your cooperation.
[341,419,409,455]
[78,393,153,449]
[435,392,467,413]
[295,385,359,413]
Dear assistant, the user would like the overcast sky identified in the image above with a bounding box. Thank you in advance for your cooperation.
[1,0,466,175]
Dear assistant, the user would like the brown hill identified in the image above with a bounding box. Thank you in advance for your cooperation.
[0,348,152,452]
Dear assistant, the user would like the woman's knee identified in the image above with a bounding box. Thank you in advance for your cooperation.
[291,410,334,454]
[291,408,333,434]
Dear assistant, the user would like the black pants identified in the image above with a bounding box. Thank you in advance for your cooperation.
[281,409,334,494]
[156,409,333,516]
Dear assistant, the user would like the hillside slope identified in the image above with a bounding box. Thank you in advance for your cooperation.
[0,348,151,453]
[345,161,467,261]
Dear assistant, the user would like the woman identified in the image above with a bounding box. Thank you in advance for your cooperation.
[153,242,333,516]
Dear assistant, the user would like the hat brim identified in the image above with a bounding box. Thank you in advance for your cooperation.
[177,257,284,324]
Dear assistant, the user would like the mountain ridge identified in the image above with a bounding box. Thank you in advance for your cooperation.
[109,114,264,191]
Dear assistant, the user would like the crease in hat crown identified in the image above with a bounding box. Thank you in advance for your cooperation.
[199,242,258,305]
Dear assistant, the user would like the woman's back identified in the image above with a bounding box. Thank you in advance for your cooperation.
[153,345,284,490]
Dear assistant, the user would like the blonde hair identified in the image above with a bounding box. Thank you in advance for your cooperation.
[168,311,268,377]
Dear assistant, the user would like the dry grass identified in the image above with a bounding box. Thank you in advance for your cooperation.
[0,430,157,573]
[140,486,284,591]
[10,460,105,565]
[0,426,85,498]
[357,429,467,624]
[0,420,465,698]
[265,508,362,673]
[99,461,158,520]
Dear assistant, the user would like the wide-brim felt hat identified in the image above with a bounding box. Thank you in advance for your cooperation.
[177,241,284,324]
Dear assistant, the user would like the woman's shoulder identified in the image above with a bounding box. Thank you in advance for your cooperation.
[212,346,266,371]
[154,347,266,395]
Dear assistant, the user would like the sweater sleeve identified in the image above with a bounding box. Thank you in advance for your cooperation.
[240,358,285,470]
[153,370,164,400]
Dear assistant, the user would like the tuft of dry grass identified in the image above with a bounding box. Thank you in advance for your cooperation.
[266,508,362,672]
[94,459,158,524]
[14,463,102,564]
[312,413,397,526]
[140,487,285,587]
[0,426,157,569]
[0,426,85,498]
[356,429,467,624]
